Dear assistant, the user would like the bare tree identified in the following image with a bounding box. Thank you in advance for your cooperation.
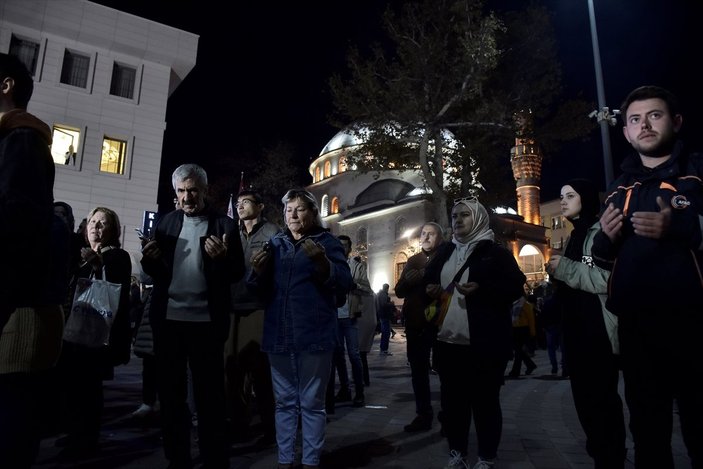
[329,0,592,226]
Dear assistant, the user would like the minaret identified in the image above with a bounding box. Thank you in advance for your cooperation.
[510,111,542,225]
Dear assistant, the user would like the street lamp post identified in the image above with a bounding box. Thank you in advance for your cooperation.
[587,0,618,189]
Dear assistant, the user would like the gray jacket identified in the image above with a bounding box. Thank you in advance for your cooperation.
[231,218,281,315]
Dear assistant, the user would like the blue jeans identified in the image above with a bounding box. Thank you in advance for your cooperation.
[379,318,391,352]
[269,351,333,466]
[334,318,364,392]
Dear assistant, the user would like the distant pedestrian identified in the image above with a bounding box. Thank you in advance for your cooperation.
[375,284,394,356]
[507,292,537,378]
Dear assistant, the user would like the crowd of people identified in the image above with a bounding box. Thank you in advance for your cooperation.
[1,49,700,469]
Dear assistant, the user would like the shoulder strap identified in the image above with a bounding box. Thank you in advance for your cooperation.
[451,257,472,284]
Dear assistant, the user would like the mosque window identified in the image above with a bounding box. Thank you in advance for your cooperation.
[324,161,331,178]
[395,217,407,240]
[321,194,329,217]
[518,244,544,283]
[331,197,339,214]
[314,166,321,182]
[357,227,368,256]
[395,252,408,286]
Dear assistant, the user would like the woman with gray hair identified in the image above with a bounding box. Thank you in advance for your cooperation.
[424,197,525,469]
[249,189,352,469]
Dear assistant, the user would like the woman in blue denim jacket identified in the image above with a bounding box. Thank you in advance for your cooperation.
[248,189,352,469]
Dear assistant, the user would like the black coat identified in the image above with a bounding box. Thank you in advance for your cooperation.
[424,240,526,361]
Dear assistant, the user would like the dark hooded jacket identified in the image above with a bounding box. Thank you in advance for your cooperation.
[591,141,703,316]
[0,109,56,309]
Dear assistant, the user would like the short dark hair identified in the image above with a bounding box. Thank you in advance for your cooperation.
[237,189,262,204]
[0,52,34,109]
[621,85,680,124]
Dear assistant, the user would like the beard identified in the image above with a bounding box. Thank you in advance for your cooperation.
[631,130,676,158]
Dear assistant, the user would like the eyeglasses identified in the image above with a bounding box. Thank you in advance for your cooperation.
[453,196,479,205]
[235,199,257,208]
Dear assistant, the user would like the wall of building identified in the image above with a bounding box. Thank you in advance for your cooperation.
[0,0,197,256]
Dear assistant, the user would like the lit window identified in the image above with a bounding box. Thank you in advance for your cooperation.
[324,161,331,178]
[331,196,339,214]
[110,62,136,99]
[101,137,127,174]
[339,157,347,173]
[518,244,544,275]
[9,35,39,76]
[321,194,329,217]
[51,125,81,166]
[60,50,90,88]
[314,166,321,182]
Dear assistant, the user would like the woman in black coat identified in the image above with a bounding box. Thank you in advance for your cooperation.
[425,197,525,469]
[56,207,131,457]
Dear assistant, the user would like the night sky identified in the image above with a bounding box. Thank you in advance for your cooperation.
[91,0,703,209]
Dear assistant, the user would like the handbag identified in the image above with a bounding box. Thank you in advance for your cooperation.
[63,267,122,348]
[424,256,472,327]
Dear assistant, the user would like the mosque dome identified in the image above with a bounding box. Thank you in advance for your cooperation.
[318,128,367,156]
[318,124,459,158]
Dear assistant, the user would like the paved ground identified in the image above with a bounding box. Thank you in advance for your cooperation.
[33,328,689,468]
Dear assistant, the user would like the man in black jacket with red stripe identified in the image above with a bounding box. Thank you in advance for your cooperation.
[592,86,703,468]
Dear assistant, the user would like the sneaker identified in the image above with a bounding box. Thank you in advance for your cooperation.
[379,350,393,356]
[445,450,469,468]
[131,403,155,418]
[404,414,432,432]
[473,458,495,469]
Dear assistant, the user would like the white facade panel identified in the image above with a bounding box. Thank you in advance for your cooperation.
[0,0,198,253]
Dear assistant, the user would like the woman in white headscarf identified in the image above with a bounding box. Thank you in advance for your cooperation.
[424,197,525,469]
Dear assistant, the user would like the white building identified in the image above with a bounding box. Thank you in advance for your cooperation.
[0,0,197,258]
[307,126,555,300]
[307,128,442,295]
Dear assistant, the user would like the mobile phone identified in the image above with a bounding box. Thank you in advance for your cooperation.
[135,228,147,240]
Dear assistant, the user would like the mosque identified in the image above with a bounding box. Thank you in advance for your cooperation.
[305,125,563,298]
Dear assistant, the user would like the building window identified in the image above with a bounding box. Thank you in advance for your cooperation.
[324,161,331,178]
[518,244,544,283]
[110,62,136,99]
[9,35,39,76]
[320,194,329,217]
[357,227,368,256]
[551,215,565,230]
[101,136,127,174]
[395,252,408,286]
[314,166,321,182]
[395,217,407,240]
[51,125,81,166]
[60,49,90,88]
[330,196,339,214]
[339,156,347,173]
